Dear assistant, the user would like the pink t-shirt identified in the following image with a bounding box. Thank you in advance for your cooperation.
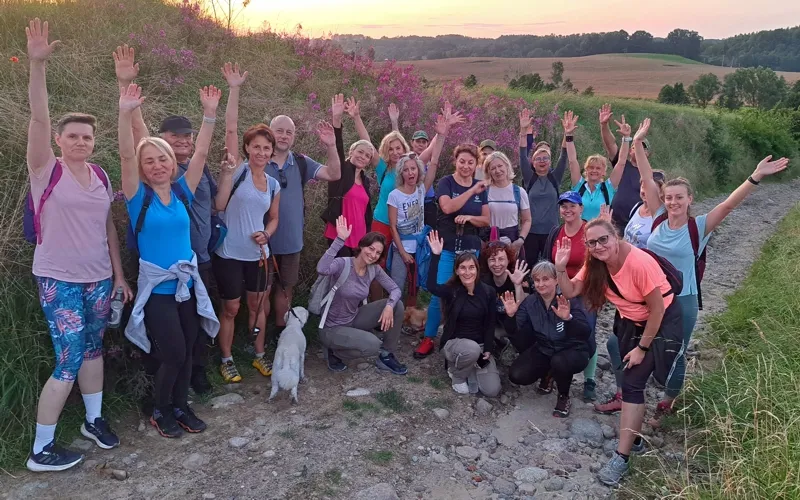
[324,183,369,248]
[30,157,113,283]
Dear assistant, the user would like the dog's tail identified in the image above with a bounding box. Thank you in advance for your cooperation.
[274,350,300,389]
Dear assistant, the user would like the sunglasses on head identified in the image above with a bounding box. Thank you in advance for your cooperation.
[487,240,508,249]
[585,234,611,249]
[277,169,288,189]
[652,171,665,182]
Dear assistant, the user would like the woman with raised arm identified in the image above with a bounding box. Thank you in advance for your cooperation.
[485,151,531,255]
[635,118,790,427]
[415,144,490,359]
[480,244,528,357]
[426,231,501,396]
[518,108,568,264]
[554,218,683,486]
[23,18,132,473]
[317,216,407,375]
[120,83,220,439]
[211,62,282,383]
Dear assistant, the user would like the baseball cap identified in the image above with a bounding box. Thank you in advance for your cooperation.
[159,115,196,134]
[411,130,429,141]
[642,138,651,151]
[558,191,583,205]
[479,139,497,151]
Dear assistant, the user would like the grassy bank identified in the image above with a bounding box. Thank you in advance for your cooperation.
[627,205,800,499]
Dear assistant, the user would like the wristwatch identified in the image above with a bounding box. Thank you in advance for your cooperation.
[622,137,633,143]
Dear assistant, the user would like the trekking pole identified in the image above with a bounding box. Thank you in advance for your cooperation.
[251,246,269,338]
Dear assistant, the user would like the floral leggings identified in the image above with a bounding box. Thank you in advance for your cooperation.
[36,276,112,382]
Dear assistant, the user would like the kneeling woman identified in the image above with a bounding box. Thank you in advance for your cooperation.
[120,84,220,438]
[427,231,501,397]
[317,216,407,375]
[501,262,593,417]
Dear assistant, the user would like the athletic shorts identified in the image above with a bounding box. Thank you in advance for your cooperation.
[270,252,301,289]
[213,256,271,301]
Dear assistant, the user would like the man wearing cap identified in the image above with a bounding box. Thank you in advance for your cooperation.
[477,139,497,181]
[598,104,652,232]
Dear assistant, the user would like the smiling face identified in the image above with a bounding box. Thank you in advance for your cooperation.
[455,152,477,179]
[532,151,551,176]
[350,144,373,169]
[456,257,478,287]
[411,138,428,155]
[245,135,274,168]
[487,250,509,277]
[488,158,510,184]
[559,201,583,223]
[532,272,557,298]
[55,122,95,162]
[270,116,295,154]
[161,132,194,163]
[663,184,692,218]
[584,158,607,184]
[387,139,406,165]
[360,241,384,265]
[585,224,619,262]
[139,143,176,186]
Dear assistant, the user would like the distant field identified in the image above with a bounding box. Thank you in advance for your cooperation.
[404,54,800,99]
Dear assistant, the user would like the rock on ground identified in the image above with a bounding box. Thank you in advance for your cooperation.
[493,477,516,495]
[476,398,493,416]
[513,466,548,483]
[432,408,450,419]
[456,446,480,460]
[570,418,604,447]
[209,393,244,408]
[353,483,399,500]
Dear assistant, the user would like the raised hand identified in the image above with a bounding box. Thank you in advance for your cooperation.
[599,103,613,124]
[598,204,613,222]
[550,295,572,320]
[388,103,400,123]
[440,100,453,118]
[562,110,579,135]
[614,115,631,138]
[331,93,345,124]
[221,62,248,88]
[634,118,651,142]
[113,45,139,84]
[446,110,465,128]
[427,230,444,255]
[434,114,448,136]
[519,108,532,132]
[553,236,571,272]
[753,155,790,179]
[316,121,336,147]
[507,260,530,286]
[199,85,222,115]
[26,18,60,63]
[119,84,145,112]
[220,148,237,175]
[501,291,521,317]
[335,215,352,240]
[344,96,361,118]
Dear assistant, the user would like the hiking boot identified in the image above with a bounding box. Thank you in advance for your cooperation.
[220,360,242,383]
[252,356,273,377]
[80,417,120,449]
[597,453,630,486]
[594,392,623,415]
[553,394,571,418]
[150,408,183,438]
[190,368,212,395]
[413,337,436,359]
[326,350,347,372]
[537,375,554,394]
[583,378,597,401]
[174,406,207,433]
[376,352,408,375]
[26,442,83,472]
[647,400,676,429]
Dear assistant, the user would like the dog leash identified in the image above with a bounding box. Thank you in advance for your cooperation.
[251,245,270,338]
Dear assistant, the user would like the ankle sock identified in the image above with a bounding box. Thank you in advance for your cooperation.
[255,352,265,359]
[33,423,56,454]
[221,356,233,363]
[633,436,643,446]
[82,391,103,422]
[617,451,630,462]
[379,349,390,358]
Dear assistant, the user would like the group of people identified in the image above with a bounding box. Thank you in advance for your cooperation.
[22,18,790,489]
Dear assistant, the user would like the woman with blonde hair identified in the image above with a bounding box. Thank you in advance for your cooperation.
[119,83,220,439]
[486,151,532,254]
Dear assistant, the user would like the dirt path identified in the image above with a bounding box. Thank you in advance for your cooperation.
[4,180,799,500]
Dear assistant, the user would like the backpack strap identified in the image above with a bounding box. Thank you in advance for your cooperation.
[229,169,248,205]
[600,182,611,206]
[33,161,65,244]
[547,171,560,194]
[629,201,644,219]
[512,184,521,210]
[651,211,669,232]
[88,164,110,191]
[687,217,703,309]
[319,257,353,329]
[134,184,155,239]
[577,181,587,196]
[295,153,310,188]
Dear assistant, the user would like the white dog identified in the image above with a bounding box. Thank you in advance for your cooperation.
[269,306,309,404]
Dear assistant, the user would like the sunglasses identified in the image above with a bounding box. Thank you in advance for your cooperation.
[652,171,665,182]
[277,169,288,189]
[585,234,611,249]
[401,152,418,161]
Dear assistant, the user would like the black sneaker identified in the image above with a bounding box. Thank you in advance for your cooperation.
[326,349,347,373]
[537,375,554,394]
[553,394,571,418]
[81,417,120,449]
[492,336,511,358]
[174,406,207,433]
[190,368,212,395]
[26,441,83,472]
[150,408,183,438]
[376,352,408,375]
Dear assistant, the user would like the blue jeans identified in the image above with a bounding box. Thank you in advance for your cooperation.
[665,293,699,398]
[424,250,456,338]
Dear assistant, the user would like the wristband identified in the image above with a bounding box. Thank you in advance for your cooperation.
[637,343,650,352]
[565,136,574,143]
[622,137,633,143]
[202,116,217,124]
[747,175,760,186]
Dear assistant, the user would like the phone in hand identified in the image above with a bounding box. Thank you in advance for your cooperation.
[477,355,490,369]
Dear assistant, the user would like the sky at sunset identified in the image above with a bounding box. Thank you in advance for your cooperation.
[240,0,799,39]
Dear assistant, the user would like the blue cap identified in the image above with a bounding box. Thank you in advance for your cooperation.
[558,191,583,205]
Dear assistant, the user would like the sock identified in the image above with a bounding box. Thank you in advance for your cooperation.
[379,349,390,358]
[221,356,233,363]
[617,451,630,462]
[255,352,264,359]
[633,436,643,446]
[82,391,103,422]
[33,423,57,454]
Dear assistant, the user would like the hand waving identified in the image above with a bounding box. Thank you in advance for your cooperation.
[754,155,790,179]
[599,103,613,124]
[119,84,145,112]
[199,85,222,116]
[331,93,345,124]
[388,103,400,123]
[434,114,448,136]
[614,115,631,138]
[221,62,248,88]
[345,97,361,118]
[26,18,60,63]
[634,118,652,142]
[598,204,613,222]
[519,108,532,132]
[553,236,571,272]
[551,295,572,321]
[562,110,579,135]
[446,110,465,128]
[316,121,336,147]
[427,230,444,256]
[507,260,530,286]
[113,45,139,84]
[335,215,352,240]
[501,291,521,317]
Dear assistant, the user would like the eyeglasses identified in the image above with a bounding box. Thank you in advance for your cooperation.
[585,234,611,249]
[277,169,287,189]
[533,156,550,163]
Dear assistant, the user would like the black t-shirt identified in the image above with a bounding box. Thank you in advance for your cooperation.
[609,152,641,233]
[454,294,489,345]
[482,273,515,314]
[436,175,488,253]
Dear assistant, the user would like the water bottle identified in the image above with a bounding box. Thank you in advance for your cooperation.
[108,287,124,329]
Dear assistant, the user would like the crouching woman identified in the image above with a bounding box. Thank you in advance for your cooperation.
[426,231,501,397]
[119,84,220,438]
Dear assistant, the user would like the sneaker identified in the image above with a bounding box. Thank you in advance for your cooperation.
[583,378,597,401]
[220,360,242,383]
[413,337,436,359]
[252,356,273,377]
[26,442,83,472]
[594,392,623,415]
[597,453,630,486]
[631,437,646,455]
[647,400,675,429]
[174,406,207,433]
[190,368,212,395]
[150,408,183,438]
[452,381,470,395]
[326,350,347,372]
[376,353,408,375]
[493,336,511,359]
[80,417,120,449]
[553,394,571,418]
[537,375,554,394]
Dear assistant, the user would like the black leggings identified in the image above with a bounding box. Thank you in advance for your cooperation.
[144,291,199,411]
[509,345,591,395]
[523,232,550,266]
[192,262,213,369]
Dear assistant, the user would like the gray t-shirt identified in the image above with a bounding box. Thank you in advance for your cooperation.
[610,159,641,233]
[177,162,213,264]
[528,176,559,235]
[265,152,322,255]
[216,165,280,261]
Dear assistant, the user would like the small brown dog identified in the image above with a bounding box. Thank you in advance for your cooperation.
[403,306,428,334]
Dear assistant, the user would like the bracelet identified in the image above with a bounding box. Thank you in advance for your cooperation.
[565,136,574,143]
[747,175,760,185]
[202,116,217,124]
[262,230,270,240]
[637,343,650,352]
[622,137,633,143]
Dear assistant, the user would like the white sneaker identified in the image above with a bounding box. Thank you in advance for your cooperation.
[452,382,470,395]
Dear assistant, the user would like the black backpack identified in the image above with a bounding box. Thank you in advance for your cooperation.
[577,180,610,206]
[606,249,683,305]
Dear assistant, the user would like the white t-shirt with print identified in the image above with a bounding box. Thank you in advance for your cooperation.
[387,185,425,253]
[488,183,530,229]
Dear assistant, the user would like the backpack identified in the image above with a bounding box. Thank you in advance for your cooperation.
[606,249,684,305]
[126,182,193,252]
[577,180,610,206]
[651,213,707,310]
[415,227,434,292]
[526,171,560,194]
[309,257,377,328]
[24,161,110,244]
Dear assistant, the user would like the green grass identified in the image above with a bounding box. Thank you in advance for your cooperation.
[375,389,411,413]
[406,375,424,384]
[625,205,800,499]
[364,450,393,465]
[343,400,378,414]
[614,53,705,65]
[324,467,343,485]
[429,376,449,390]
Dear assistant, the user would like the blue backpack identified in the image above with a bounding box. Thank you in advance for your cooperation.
[126,182,194,252]
[415,226,433,292]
